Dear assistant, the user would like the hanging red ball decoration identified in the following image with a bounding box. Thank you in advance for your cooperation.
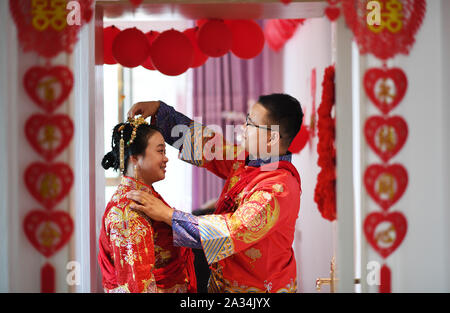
[197,19,232,57]
[141,31,161,70]
[150,29,194,76]
[289,124,310,154]
[103,26,121,65]
[183,27,209,68]
[226,20,265,59]
[112,27,150,68]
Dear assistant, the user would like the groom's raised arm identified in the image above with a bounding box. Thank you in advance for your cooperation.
[152,101,247,180]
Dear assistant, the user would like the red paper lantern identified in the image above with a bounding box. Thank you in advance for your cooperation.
[226,20,265,59]
[112,27,150,68]
[103,26,121,65]
[150,29,194,76]
[183,27,209,68]
[141,31,160,70]
[197,19,232,57]
[289,124,310,154]
[129,0,143,6]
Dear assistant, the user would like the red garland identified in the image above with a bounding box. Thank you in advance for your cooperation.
[314,66,336,221]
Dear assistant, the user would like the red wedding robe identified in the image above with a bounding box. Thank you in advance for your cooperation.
[177,121,302,292]
[98,176,196,293]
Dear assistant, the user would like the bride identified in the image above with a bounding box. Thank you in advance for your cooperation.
[97,116,197,293]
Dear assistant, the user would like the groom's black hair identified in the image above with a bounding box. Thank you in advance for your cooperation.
[257,93,303,148]
[102,122,162,175]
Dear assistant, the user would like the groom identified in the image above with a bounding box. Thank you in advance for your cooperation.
[127,93,303,293]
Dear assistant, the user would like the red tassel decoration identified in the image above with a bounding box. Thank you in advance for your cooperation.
[379,264,391,293]
[41,263,55,293]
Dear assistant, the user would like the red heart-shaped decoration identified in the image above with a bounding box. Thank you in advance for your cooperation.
[25,114,74,162]
[364,68,408,114]
[364,115,408,162]
[342,0,426,60]
[325,6,341,21]
[364,211,407,259]
[24,162,74,210]
[23,209,73,258]
[23,66,74,113]
[364,164,408,211]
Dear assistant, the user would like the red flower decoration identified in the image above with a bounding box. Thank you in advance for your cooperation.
[314,66,336,222]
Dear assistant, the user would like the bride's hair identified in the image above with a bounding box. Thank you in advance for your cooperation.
[102,122,162,175]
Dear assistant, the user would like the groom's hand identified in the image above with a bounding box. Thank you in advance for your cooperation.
[127,190,174,225]
[127,101,161,120]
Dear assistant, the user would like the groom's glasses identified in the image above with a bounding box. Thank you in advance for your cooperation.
[245,114,282,138]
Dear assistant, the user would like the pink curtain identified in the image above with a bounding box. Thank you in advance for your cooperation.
[192,23,284,210]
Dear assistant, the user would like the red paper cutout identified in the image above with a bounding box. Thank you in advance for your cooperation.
[364,115,408,162]
[364,164,408,211]
[364,211,407,259]
[341,0,426,60]
[9,0,94,58]
[41,263,56,293]
[25,114,74,162]
[24,209,74,258]
[23,65,74,113]
[24,162,74,210]
[364,67,408,114]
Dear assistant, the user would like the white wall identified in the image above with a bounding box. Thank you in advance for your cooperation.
[442,0,450,288]
[360,0,450,292]
[283,17,335,293]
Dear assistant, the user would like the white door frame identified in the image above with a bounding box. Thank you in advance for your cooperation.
[74,0,358,293]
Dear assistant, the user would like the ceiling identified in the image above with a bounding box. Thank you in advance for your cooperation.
[98,0,327,21]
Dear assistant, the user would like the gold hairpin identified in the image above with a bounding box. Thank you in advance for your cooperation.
[118,117,148,175]
[127,116,148,146]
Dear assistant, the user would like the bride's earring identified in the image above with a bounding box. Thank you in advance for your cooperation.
[134,165,138,180]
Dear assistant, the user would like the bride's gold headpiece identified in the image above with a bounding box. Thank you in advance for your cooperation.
[118,116,148,174]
